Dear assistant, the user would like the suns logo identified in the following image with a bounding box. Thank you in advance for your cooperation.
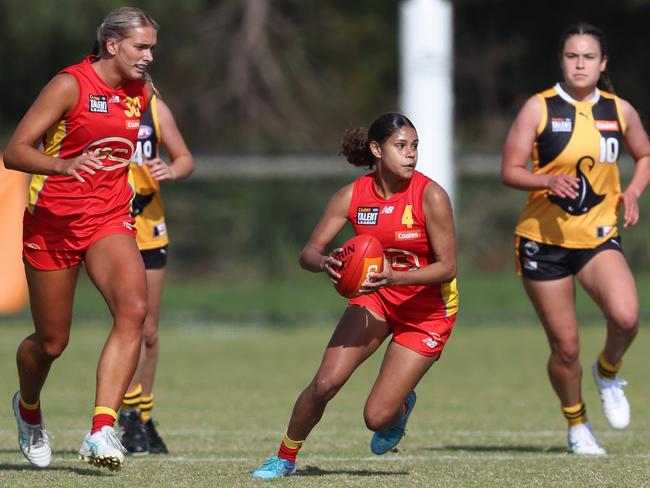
[83,137,135,170]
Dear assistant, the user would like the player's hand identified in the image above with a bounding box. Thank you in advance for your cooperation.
[620,188,640,227]
[358,258,393,294]
[146,157,176,181]
[322,249,342,283]
[546,174,580,198]
[60,149,104,182]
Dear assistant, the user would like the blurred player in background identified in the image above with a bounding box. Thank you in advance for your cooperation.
[501,22,650,455]
[252,113,458,478]
[4,6,158,471]
[118,94,194,455]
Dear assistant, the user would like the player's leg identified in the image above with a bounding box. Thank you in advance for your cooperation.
[365,342,437,454]
[252,305,390,478]
[120,265,165,455]
[139,267,168,452]
[577,249,638,429]
[523,277,604,454]
[79,233,147,470]
[14,263,79,467]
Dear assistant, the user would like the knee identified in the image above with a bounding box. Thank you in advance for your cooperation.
[113,296,148,326]
[39,335,69,361]
[610,309,639,335]
[550,341,580,367]
[142,319,159,348]
[363,404,395,432]
[309,374,345,404]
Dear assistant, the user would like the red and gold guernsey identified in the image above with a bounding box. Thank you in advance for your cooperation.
[25,55,147,249]
[516,84,626,248]
[347,170,459,319]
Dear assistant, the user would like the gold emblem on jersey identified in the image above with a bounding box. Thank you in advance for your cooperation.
[83,137,135,171]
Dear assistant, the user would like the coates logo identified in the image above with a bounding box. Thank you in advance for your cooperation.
[595,120,619,132]
[82,137,135,171]
[138,125,154,140]
[395,231,421,241]
[126,120,140,130]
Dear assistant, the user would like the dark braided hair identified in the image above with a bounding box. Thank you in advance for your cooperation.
[558,22,615,94]
[340,113,416,168]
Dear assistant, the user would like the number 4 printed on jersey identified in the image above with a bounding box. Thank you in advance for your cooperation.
[401,205,414,228]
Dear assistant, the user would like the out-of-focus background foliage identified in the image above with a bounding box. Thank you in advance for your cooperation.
[1,0,650,286]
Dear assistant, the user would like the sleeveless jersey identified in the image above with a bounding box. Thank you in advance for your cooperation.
[25,55,147,246]
[515,83,627,248]
[347,170,459,319]
[129,95,169,250]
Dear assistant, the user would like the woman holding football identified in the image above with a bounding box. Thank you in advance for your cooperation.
[252,112,458,478]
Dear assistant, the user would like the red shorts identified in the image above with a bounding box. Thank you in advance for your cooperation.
[349,292,457,357]
[23,210,136,271]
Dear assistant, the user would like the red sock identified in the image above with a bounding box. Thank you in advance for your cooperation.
[91,406,117,434]
[277,433,304,463]
[278,443,300,463]
[19,400,42,425]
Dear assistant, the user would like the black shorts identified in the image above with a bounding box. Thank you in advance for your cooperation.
[515,235,622,281]
[140,246,168,270]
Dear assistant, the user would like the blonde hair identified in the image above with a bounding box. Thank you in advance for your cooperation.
[96,6,159,57]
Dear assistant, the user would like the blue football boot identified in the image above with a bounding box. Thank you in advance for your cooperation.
[251,455,296,478]
[370,391,416,455]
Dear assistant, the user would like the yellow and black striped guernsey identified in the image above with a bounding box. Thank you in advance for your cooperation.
[129,95,169,250]
[516,83,627,248]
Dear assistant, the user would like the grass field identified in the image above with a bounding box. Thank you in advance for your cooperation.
[1,283,650,487]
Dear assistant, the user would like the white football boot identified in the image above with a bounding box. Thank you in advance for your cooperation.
[568,422,606,455]
[79,426,127,471]
[12,391,52,468]
[592,362,630,429]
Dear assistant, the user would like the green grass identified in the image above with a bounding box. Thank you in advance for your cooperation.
[33,269,650,324]
[0,315,649,487]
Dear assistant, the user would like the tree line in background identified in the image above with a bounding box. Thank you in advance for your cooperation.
[1,0,649,153]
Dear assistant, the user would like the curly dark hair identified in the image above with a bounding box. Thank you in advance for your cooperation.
[340,113,416,168]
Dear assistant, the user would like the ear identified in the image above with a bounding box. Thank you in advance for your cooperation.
[600,55,608,73]
[369,140,382,159]
[105,37,120,56]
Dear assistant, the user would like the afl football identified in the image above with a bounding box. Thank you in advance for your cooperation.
[333,234,384,298]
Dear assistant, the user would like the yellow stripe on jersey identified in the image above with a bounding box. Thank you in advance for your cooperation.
[44,120,67,158]
[28,120,69,213]
[151,96,161,145]
[27,174,48,214]
[441,278,459,317]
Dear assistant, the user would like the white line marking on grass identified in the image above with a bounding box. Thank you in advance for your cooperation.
[58,453,650,464]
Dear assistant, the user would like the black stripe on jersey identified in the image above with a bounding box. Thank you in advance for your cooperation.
[592,97,623,140]
[537,95,575,168]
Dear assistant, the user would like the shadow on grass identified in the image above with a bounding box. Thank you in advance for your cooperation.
[0,449,113,476]
[299,465,408,477]
[0,464,107,476]
[424,444,567,454]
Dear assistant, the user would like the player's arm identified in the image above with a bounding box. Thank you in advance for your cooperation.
[501,95,579,198]
[4,74,104,182]
[619,98,650,227]
[362,182,456,290]
[147,98,194,182]
[299,183,353,278]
